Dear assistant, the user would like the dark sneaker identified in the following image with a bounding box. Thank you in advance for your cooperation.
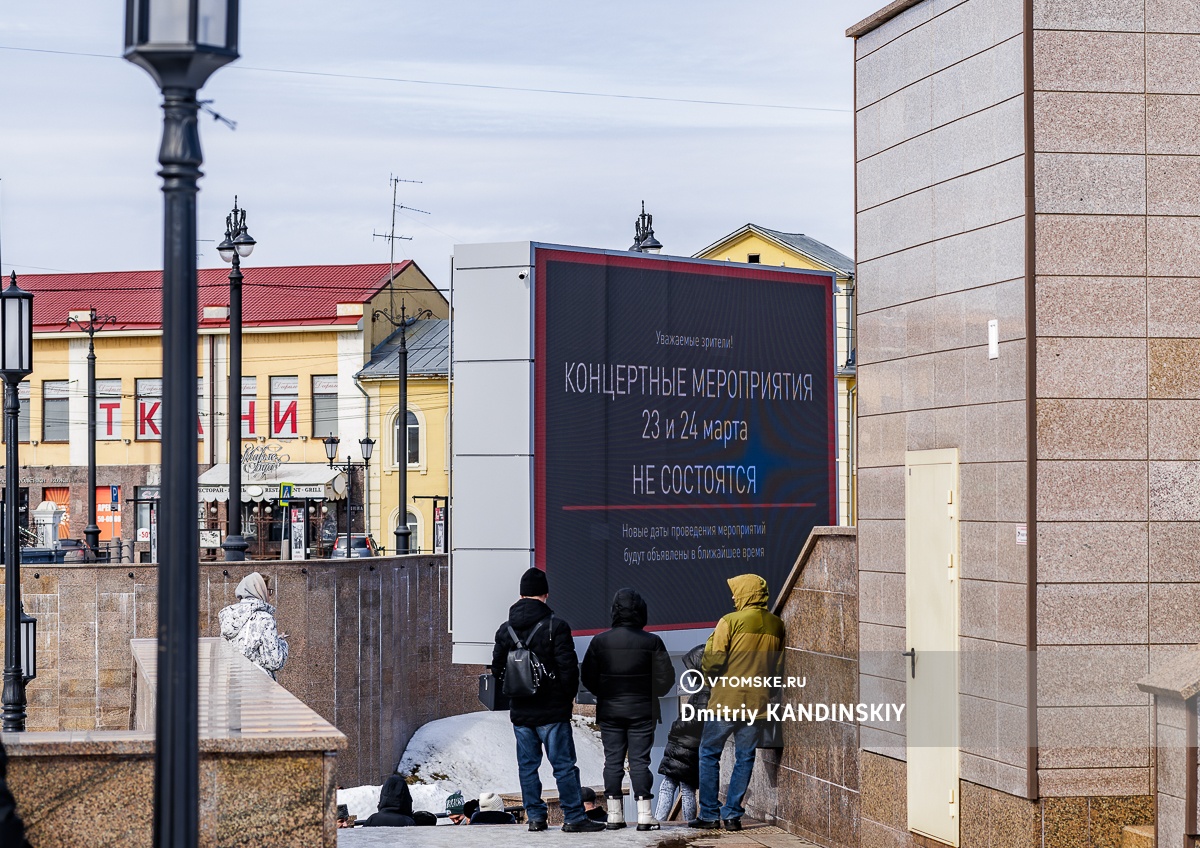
[562,818,607,833]
[688,818,720,829]
[528,820,548,832]
[723,818,743,831]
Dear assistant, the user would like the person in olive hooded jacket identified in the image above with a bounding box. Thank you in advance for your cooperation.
[690,574,784,832]
[580,587,675,831]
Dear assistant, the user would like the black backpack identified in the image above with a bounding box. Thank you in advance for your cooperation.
[502,617,555,697]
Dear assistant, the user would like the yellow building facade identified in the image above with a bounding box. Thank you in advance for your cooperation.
[12,262,445,559]
[695,225,856,524]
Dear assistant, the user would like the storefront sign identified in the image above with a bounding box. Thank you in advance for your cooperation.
[241,444,291,480]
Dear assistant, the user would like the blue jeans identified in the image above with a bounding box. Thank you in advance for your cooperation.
[697,719,759,822]
[513,722,586,825]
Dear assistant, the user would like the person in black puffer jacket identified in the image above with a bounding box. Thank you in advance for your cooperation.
[654,643,707,823]
[492,567,603,833]
[580,588,675,831]
[361,774,416,827]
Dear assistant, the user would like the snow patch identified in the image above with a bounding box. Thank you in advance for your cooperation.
[339,712,605,821]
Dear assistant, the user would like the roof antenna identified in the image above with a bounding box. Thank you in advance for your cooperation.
[372,175,421,317]
[0,177,5,277]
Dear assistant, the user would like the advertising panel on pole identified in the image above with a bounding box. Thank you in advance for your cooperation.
[534,247,835,633]
[290,507,306,560]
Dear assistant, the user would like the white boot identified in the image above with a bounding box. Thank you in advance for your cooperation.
[606,797,626,830]
[636,797,660,831]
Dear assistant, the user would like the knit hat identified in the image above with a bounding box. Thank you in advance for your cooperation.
[519,567,549,597]
[478,792,505,813]
[579,786,597,804]
[336,804,349,820]
[412,811,438,826]
[445,790,465,816]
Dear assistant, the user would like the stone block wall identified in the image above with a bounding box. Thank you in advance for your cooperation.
[0,554,485,786]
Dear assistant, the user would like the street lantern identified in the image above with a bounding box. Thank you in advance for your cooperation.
[124,0,239,89]
[0,273,33,379]
[323,435,340,464]
[124,1,241,844]
[2,272,33,733]
[325,435,374,559]
[20,611,35,683]
[359,437,375,462]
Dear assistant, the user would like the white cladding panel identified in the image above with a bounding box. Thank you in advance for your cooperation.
[453,454,532,549]
[450,548,535,664]
[453,360,533,456]
[451,263,534,362]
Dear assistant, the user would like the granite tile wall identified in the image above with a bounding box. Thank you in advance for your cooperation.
[855,0,1032,796]
[740,529,860,848]
[0,554,485,787]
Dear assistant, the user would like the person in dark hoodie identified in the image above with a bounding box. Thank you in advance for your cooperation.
[653,643,707,823]
[360,774,416,827]
[580,587,675,831]
[0,742,31,848]
[492,567,604,833]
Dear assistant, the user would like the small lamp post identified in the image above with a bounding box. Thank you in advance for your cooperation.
[323,435,375,559]
[1,272,34,732]
[371,302,432,554]
[218,197,255,561]
[66,308,117,560]
[124,2,240,846]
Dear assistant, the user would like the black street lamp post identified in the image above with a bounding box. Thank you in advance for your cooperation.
[323,436,374,559]
[67,308,117,560]
[124,2,240,846]
[372,302,431,554]
[1,272,34,733]
[218,198,255,562]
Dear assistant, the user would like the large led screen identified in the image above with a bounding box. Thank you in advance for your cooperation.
[535,247,835,633]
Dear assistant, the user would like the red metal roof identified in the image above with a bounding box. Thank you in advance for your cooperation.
[19,262,412,333]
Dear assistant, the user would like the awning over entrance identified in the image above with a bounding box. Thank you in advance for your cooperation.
[198,463,348,503]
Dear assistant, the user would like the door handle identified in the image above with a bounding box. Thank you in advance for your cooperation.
[902,648,916,679]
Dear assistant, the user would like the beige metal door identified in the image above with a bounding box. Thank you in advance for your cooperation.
[905,449,960,846]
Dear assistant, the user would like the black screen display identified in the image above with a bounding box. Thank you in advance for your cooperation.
[535,248,835,632]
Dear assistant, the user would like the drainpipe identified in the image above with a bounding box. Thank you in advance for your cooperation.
[354,374,372,539]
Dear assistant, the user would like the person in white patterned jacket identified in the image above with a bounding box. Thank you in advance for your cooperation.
[219,571,289,679]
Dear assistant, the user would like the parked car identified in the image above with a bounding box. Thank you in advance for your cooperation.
[58,538,88,563]
[328,534,379,558]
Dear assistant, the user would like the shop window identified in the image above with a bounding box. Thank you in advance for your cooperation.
[43,381,70,442]
[96,378,122,441]
[241,376,258,438]
[270,376,299,438]
[96,485,122,541]
[312,375,338,438]
[136,378,162,441]
[43,486,70,538]
[395,410,420,467]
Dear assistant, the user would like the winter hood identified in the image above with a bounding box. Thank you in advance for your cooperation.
[682,643,706,671]
[219,597,274,638]
[235,572,269,604]
[728,574,770,610]
[378,775,414,815]
[508,597,553,631]
[610,587,647,629]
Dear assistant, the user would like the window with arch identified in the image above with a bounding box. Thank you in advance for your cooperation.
[394,410,420,467]
[395,510,419,553]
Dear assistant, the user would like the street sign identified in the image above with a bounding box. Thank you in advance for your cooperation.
[278,482,293,506]
[110,485,119,505]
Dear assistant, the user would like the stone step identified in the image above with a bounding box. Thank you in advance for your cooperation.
[1121,824,1154,848]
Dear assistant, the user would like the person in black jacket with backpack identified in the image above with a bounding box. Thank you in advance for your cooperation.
[492,567,604,833]
[580,588,675,831]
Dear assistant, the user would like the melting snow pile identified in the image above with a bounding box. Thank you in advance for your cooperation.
[338,712,605,821]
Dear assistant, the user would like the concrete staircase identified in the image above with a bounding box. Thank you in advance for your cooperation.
[1121,824,1153,848]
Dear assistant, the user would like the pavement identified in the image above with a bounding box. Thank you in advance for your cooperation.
[338,820,814,847]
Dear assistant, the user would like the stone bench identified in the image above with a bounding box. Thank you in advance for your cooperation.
[5,637,346,847]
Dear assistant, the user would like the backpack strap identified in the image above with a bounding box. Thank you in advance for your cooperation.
[508,617,549,650]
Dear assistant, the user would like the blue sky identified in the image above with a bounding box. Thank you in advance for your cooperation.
[0,1,885,284]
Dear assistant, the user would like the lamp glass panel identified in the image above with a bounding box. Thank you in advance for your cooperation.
[20,298,31,372]
[3,298,21,372]
[20,616,35,681]
[218,245,236,262]
[235,239,254,258]
[324,436,339,462]
[360,438,375,461]
[197,0,228,47]
[148,0,190,43]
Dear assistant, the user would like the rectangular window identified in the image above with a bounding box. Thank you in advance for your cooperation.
[136,378,163,441]
[197,376,207,438]
[96,378,122,441]
[241,376,258,438]
[747,254,761,264]
[43,381,70,441]
[311,375,338,438]
[270,376,299,438]
[135,486,159,543]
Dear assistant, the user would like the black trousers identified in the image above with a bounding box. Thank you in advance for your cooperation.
[599,716,656,799]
